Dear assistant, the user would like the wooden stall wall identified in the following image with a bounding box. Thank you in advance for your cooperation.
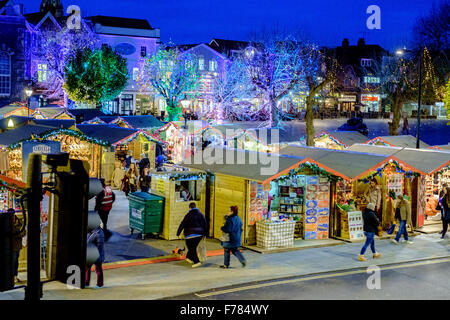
[101,149,116,185]
[150,176,206,240]
[213,174,248,243]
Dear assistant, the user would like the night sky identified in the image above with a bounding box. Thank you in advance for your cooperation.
[19,0,436,51]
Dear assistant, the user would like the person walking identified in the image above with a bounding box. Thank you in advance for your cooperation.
[138,167,151,192]
[439,183,448,235]
[219,206,246,269]
[10,209,26,283]
[401,116,409,135]
[441,186,450,239]
[176,202,207,268]
[358,203,381,261]
[85,224,105,288]
[95,179,115,241]
[391,195,414,244]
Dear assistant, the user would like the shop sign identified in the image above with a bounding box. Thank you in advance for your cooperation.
[22,140,61,181]
[338,95,357,102]
[348,211,364,241]
[361,95,379,102]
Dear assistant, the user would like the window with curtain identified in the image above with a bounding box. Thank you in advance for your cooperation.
[0,52,11,96]
[209,60,217,72]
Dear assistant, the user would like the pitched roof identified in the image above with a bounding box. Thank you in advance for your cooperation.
[348,144,450,175]
[87,15,154,30]
[75,124,138,145]
[34,106,65,118]
[0,104,29,116]
[209,38,250,53]
[97,115,164,129]
[278,145,392,180]
[32,119,75,129]
[182,147,310,184]
[316,131,368,147]
[68,108,106,122]
[0,116,31,130]
[0,124,57,147]
[366,135,430,148]
[430,144,450,151]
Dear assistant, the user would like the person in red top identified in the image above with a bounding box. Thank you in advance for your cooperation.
[95,179,116,241]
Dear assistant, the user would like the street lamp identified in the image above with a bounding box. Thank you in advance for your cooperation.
[395,47,423,149]
[25,88,33,118]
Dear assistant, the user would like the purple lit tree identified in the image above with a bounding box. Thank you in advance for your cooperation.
[245,33,305,127]
[206,57,256,122]
[34,20,99,106]
[139,45,201,121]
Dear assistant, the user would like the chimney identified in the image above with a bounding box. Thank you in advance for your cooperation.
[357,38,366,47]
[342,38,349,47]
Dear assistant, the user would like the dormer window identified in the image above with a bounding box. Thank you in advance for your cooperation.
[361,59,372,67]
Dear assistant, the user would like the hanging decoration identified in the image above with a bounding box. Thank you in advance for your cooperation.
[275,161,342,183]
[358,159,421,183]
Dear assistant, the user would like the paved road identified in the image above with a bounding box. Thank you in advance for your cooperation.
[171,258,450,300]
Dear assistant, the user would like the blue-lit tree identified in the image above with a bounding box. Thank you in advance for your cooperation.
[298,44,336,146]
[34,20,99,106]
[139,45,201,121]
[245,34,305,127]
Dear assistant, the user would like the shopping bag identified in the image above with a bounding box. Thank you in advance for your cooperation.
[197,236,207,263]
[377,226,383,237]
[219,232,230,242]
[386,224,396,235]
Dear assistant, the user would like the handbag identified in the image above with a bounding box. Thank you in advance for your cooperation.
[219,232,230,242]
[197,236,207,263]
[386,224,396,235]
[377,226,383,237]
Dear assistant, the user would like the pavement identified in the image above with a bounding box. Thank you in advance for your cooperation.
[1,232,449,300]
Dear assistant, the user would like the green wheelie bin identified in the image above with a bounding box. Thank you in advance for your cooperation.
[128,192,165,239]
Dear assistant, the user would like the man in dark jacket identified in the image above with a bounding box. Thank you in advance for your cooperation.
[95,179,116,241]
[176,202,207,268]
[85,225,105,288]
[220,206,246,268]
[358,203,381,261]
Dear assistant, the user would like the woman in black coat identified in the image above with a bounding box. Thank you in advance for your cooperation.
[358,202,381,261]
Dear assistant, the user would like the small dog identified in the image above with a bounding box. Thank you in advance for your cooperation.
[172,247,185,255]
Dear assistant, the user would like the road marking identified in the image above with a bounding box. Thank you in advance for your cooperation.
[195,258,450,298]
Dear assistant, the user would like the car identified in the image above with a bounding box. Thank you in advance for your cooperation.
[337,117,369,136]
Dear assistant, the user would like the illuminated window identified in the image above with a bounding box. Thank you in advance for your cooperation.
[198,57,204,70]
[0,52,11,96]
[133,67,139,81]
[141,46,147,57]
[38,63,47,82]
[209,60,217,72]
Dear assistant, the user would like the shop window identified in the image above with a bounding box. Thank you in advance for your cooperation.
[0,52,11,96]
[37,63,47,82]
[141,46,147,57]
[120,94,133,115]
[175,179,201,202]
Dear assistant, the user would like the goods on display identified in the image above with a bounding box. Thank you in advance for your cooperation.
[425,169,450,199]
[388,174,404,197]
[248,181,269,225]
[304,176,330,240]
[255,220,296,249]
[347,211,364,241]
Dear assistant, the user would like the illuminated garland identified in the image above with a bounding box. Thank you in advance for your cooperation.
[168,172,207,181]
[358,159,421,183]
[7,128,111,150]
[434,165,450,176]
[315,132,347,148]
[276,161,342,183]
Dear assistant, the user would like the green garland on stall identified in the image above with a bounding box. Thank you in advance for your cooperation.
[7,128,111,150]
[358,159,421,184]
[434,165,450,176]
[276,161,342,183]
[168,172,207,181]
